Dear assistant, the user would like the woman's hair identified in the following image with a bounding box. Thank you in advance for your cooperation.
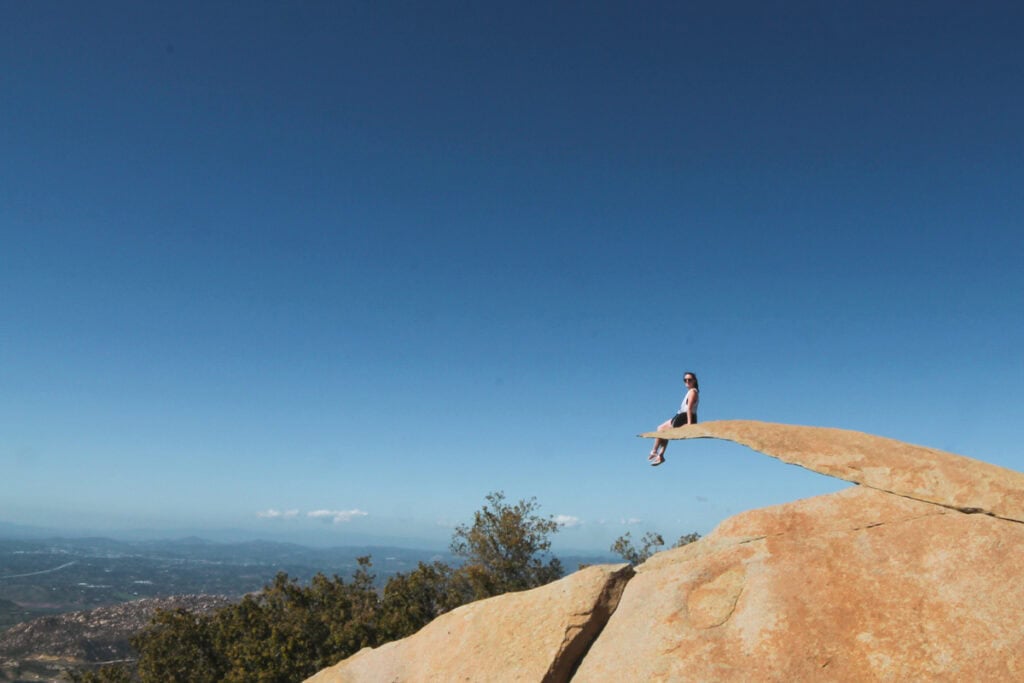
[685,372,699,390]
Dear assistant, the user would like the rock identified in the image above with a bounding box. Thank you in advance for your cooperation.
[642,420,1024,522]
[305,563,633,683]
[574,485,1024,681]
[308,421,1024,681]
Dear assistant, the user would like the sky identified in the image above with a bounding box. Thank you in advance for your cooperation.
[2,1,1022,553]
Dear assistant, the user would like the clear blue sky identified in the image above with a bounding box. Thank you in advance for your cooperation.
[3,2,1022,552]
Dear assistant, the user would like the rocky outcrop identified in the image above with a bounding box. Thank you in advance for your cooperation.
[0,595,232,680]
[306,564,633,682]
[0,594,231,662]
[641,420,1024,522]
[575,485,1024,681]
[307,421,1024,681]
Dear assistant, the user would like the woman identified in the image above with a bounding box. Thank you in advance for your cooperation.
[649,372,699,466]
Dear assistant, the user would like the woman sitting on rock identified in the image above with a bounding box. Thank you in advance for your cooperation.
[649,372,699,466]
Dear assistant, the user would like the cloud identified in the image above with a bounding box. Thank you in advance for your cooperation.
[620,517,643,526]
[307,509,369,524]
[257,509,300,519]
[553,514,582,528]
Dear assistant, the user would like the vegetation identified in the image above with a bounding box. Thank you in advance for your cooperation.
[71,666,133,683]
[71,491,565,682]
[378,560,468,638]
[450,491,564,599]
[611,530,702,565]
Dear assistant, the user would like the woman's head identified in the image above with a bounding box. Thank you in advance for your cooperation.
[684,372,699,389]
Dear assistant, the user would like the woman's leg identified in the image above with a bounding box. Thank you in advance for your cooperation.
[651,419,673,458]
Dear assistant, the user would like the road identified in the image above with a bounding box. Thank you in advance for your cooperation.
[0,561,78,579]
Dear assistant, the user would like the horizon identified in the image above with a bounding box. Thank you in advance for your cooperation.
[0,518,623,559]
[3,2,1022,554]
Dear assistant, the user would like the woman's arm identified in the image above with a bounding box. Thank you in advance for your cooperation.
[685,388,697,421]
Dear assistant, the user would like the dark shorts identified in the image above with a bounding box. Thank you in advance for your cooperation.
[671,412,697,428]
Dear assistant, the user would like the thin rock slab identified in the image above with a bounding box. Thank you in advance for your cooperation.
[305,563,633,683]
[640,420,1024,522]
[573,486,1024,682]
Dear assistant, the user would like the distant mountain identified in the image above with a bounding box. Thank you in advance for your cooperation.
[2,526,462,558]
[0,521,67,540]
[0,518,461,548]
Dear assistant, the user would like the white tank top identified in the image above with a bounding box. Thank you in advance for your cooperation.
[680,388,699,414]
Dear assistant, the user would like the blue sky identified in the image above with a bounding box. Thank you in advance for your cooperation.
[2,2,1022,552]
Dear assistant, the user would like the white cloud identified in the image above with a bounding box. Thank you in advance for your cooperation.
[308,509,368,524]
[257,509,300,519]
[620,517,643,526]
[553,514,582,528]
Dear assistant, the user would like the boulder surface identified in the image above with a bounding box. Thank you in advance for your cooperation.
[306,563,633,683]
[575,485,1024,681]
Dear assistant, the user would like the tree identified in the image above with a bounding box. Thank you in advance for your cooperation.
[378,560,467,640]
[380,492,568,639]
[675,532,701,547]
[450,491,563,599]
[130,560,383,683]
[132,608,226,683]
[213,561,381,683]
[69,665,134,683]
[610,531,664,566]
[611,530,702,565]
